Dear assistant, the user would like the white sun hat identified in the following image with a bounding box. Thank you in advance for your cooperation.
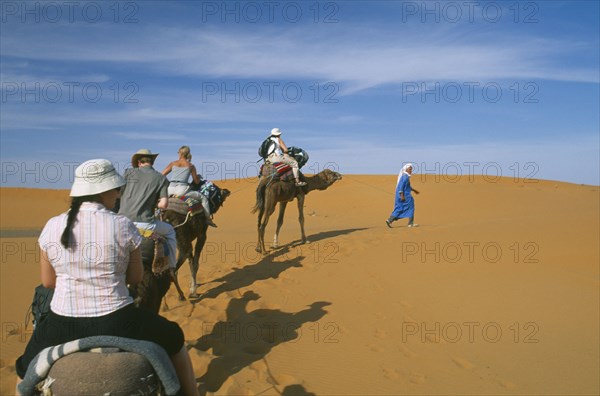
[270,128,282,136]
[70,159,126,197]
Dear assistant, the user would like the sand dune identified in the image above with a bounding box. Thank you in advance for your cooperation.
[1,175,598,395]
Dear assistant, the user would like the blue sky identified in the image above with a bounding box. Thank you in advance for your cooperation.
[1,0,599,188]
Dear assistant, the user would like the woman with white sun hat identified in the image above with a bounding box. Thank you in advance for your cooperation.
[16,159,199,396]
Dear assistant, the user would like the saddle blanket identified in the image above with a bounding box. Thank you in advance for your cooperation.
[18,336,180,396]
[261,162,295,182]
[167,196,203,217]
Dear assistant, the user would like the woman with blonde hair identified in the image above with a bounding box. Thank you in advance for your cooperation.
[162,146,217,227]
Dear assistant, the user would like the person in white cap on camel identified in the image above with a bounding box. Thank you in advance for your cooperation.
[266,128,306,186]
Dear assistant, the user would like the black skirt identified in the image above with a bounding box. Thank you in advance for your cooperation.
[16,303,184,379]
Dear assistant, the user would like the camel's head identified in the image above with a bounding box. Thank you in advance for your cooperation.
[320,168,343,184]
[306,169,342,192]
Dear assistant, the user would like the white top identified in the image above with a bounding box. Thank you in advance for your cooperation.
[39,202,142,317]
[268,136,282,156]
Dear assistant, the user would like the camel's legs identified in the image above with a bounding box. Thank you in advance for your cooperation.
[170,269,186,301]
[297,194,307,244]
[189,224,208,298]
[273,202,288,248]
[172,241,191,301]
[255,205,265,253]
[258,198,277,254]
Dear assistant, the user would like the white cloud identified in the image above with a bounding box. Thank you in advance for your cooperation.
[2,21,598,96]
[112,131,187,140]
[1,5,598,188]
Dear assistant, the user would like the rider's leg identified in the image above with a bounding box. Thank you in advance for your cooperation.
[170,346,200,396]
[153,221,178,269]
[183,191,216,228]
[283,156,305,186]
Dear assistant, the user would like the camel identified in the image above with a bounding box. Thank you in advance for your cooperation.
[19,336,179,395]
[128,237,171,313]
[252,168,342,254]
[162,189,231,298]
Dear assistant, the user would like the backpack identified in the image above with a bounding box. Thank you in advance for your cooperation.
[258,137,275,160]
[287,146,310,169]
[198,180,224,213]
[26,284,54,329]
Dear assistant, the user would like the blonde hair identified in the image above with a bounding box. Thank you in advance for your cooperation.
[178,146,192,161]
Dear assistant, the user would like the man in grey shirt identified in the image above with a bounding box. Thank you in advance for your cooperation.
[119,149,177,269]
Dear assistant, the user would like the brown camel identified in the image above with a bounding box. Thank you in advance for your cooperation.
[128,237,171,313]
[162,189,231,298]
[252,168,342,254]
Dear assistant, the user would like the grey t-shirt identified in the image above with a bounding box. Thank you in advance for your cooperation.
[119,166,169,223]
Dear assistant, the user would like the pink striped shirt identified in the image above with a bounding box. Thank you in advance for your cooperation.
[38,202,142,317]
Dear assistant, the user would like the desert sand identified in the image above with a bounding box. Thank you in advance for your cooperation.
[1,175,599,395]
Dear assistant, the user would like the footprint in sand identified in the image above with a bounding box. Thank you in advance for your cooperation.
[498,379,518,390]
[451,357,474,370]
[369,344,385,353]
[425,334,445,344]
[403,315,417,323]
[260,278,279,288]
[375,313,389,321]
[398,345,418,358]
[269,373,299,392]
[383,368,400,380]
[183,303,196,318]
[224,384,254,396]
[409,372,426,384]
[399,300,413,309]
[282,277,300,285]
[374,329,387,339]
[188,349,213,377]
[249,360,267,382]
[337,325,349,335]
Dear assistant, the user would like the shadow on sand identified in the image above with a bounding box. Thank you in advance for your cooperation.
[193,227,366,303]
[192,246,303,302]
[187,227,361,393]
[288,227,369,246]
[191,291,330,394]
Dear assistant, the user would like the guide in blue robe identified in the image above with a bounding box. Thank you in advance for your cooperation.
[391,173,414,219]
[386,163,419,227]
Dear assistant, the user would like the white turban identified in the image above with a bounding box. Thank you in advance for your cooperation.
[397,163,414,184]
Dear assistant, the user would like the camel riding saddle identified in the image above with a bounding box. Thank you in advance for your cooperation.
[18,336,180,396]
[167,196,204,217]
[260,162,297,182]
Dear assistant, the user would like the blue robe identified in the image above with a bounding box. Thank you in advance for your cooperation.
[390,173,414,219]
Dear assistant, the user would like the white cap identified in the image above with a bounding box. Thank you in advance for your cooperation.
[270,128,282,136]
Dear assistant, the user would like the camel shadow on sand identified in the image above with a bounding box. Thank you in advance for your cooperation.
[192,227,366,303]
[191,246,303,303]
[186,228,362,393]
[190,291,330,395]
[288,227,369,247]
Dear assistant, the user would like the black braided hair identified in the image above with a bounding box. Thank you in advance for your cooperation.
[60,195,97,248]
